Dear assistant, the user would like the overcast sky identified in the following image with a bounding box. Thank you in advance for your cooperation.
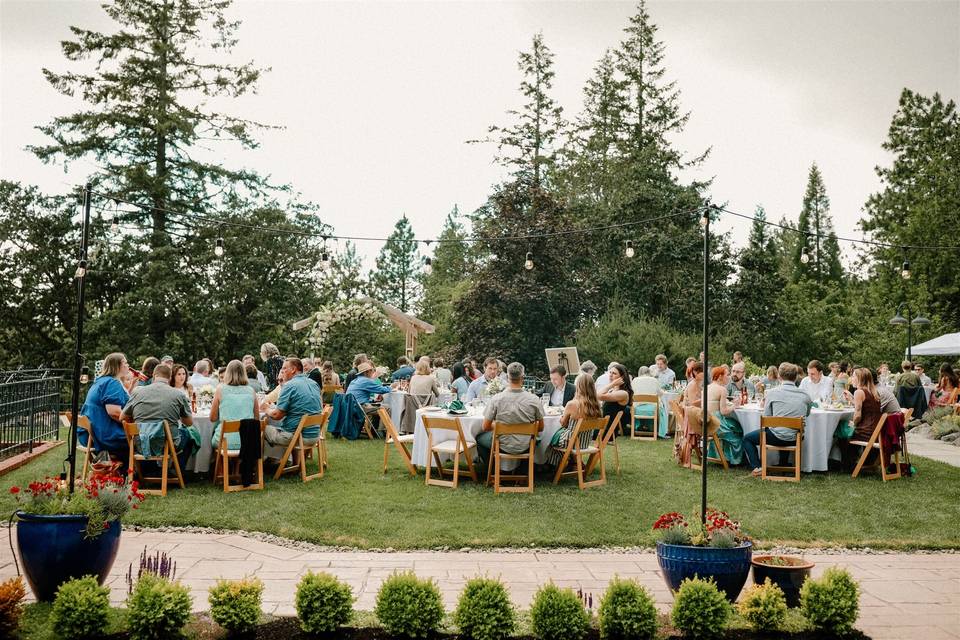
[2,0,958,267]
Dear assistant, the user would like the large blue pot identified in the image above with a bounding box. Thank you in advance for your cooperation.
[15,512,122,601]
[657,541,753,602]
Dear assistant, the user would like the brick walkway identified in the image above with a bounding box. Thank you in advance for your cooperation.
[2,530,957,639]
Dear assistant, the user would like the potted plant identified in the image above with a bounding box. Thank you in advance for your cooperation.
[10,472,145,601]
[751,554,814,607]
[653,508,753,603]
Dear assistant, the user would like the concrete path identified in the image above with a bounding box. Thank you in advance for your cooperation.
[906,432,960,468]
[2,529,957,639]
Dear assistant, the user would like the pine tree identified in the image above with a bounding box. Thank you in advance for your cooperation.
[419,207,472,352]
[369,216,421,312]
[321,241,366,302]
[791,164,841,283]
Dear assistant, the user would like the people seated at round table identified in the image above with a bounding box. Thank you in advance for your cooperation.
[450,362,470,400]
[409,356,440,399]
[598,363,631,435]
[211,360,260,451]
[548,373,602,465]
[245,364,263,394]
[930,363,959,407]
[137,356,160,387]
[465,358,501,401]
[759,365,780,391]
[707,366,744,465]
[121,363,195,469]
[842,367,885,468]
[542,365,575,407]
[80,352,132,459]
[262,357,323,448]
[683,362,704,407]
[741,362,812,476]
[189,359,219,391]
[170,363,193,399]
[476,362,544,471]
[631,366,660,395]
[433,358,453,387]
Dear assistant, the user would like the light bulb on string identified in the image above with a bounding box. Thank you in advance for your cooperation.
[800,251,810,264]
[74,259,87,279]
[108,199,119,234]
[321,250,330,269]
[901,260,911,280]
[524,251,534,271]
[423,256,432,275]
[624,240,635,258]
[700,210,709,228]
[214,236,224,257]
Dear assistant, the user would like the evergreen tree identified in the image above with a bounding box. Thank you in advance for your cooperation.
[369,216,421,312]
[419,207,472,354]
[320,241,366,302]
[791,164,841,283]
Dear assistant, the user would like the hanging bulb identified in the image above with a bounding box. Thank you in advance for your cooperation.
[110,221,119,234]
[74,259,87,279]
[624,240,635,258]
[423,256,432,275]
[524,251,534,271]
[214,236,224,257]
[89,243,100,263]
[107,199,119,233]
[700,211,709,228]
[800,251,810,264]
[321,251,330,269]
[901,260,911,280]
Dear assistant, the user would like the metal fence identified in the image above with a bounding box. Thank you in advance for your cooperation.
[0,368,68,461]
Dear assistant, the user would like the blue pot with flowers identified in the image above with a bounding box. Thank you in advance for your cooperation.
[653,508,753,603]
[10,473,145,601]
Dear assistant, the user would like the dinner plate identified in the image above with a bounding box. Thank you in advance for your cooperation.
[421,406,444,412]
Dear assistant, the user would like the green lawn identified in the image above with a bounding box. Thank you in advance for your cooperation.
[3,438,959,550]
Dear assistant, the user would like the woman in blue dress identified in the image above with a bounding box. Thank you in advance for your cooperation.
[211,360,260,451]
[450,362,471,401]
[80,352,132,459]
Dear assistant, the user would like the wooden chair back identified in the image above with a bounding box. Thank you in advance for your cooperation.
[631,393,659,441]
[65,412,97,482]
[851,413,905,481]
[421,415,477,488]
[213,418,267,492]
[758,416,804,482]
[487,421,539,494]
[274,407,331,482]
[122,420,185,496]
[555,415,610,489]
[378,408,416,476]
[680,408,728,471]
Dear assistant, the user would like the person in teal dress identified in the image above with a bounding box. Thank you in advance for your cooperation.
[211,360,260,450]
[707,366,744,465]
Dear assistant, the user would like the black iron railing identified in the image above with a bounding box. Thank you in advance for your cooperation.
[0,369,67,461]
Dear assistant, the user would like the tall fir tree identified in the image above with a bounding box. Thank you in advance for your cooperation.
[369,216,421,312]
[791,163,842,283]
[320,240,367,302]
[419,207,472,354]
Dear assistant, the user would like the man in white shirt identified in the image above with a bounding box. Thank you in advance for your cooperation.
[650,354,675,387]
[188,360,218,389]
[799,360,833,401]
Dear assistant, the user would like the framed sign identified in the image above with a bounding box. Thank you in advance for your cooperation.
[545,347,580,375]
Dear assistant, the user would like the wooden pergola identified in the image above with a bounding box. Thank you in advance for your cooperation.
[292,297,435,356]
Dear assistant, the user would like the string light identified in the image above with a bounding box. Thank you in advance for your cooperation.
[423,256,433,275]
[800,251,810,264]
[524,251,534,271]
[321,250,330,268]
[74,259,87,279]
[109,199,119,233]
[901,259,911,280]
[624,240,635,258]
[214,236,224,257]
[699,211,709,228]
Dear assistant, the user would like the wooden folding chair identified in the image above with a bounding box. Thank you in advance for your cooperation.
[759,416,804,482]
[851,413,904,482]
[670,399,686,450]
[486,422,538,493]
[421,415,477,488]
[553,416,609,489]
[65,412,97,482]
[631,394,658,440]
[212,418,267,492]
[123,421,185,496]
[683,407,728,471]
[274,407,331,482]
[585,411,623,477]
[378,408,416,476]
[350,395,379,439]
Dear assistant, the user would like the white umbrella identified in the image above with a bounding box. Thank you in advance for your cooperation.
[908,332,960,356]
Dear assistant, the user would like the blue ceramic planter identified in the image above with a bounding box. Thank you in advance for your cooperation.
[657,541,753,602]
[15,512,122,601]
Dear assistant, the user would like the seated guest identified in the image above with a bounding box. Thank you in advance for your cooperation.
[651,354,676,387]
[759,365,780,390]
[463,361,478,382]
[915,364,932,387]
[137,357,160,386]
[836,361,850,387]
[598,363,631,434]
[321,361,339,386]
[121,363,194,468]
[263,357,323,448]
[732,351,744,365]
[391,356,415,382]
[683,362,704,407]
[303,357,323,388]
[160,355,174,366]
[579,360,598,379]
[468,359,481,380]
[343,353,369,392]
[596,362,621,390]
[346,361,393,420]
[828,361,840,382]
[211,360,260,450]
[245,364,263,394]
[875,372,901,414]
[877,362,892,386]
[799,360,832,401]
[930,364,959,407]
[242,354,267,389]
[171,364,193,399]
[542,366,575,407]
[894,360,921,392]
[726,362,756,399]
[465,358,501,401]
[409,357,440,399]
[478,362,544,471]
[631,366,660,395]
[742,363,811,476]
[497,359,509,382]
[548,373,602,465]
[450,362,471,400]
[260,343,284,392]
[707,366,744,465]
[188,360,218,390]
[80,352,132,459]
[843,367,884,468]
[433,358,453,387]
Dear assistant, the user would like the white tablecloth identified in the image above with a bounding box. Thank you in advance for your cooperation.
[410,408,564,468]
[734,405,853,472]
[188,413,214,473]
[386,392,407,431]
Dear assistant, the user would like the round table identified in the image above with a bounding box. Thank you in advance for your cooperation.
[410,408,564,468]
[187,412,214,473]
[734,405,854,472]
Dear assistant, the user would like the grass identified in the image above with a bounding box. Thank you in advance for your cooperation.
[2,438,959,550]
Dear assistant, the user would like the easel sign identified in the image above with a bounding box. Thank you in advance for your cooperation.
[545,347,580,377]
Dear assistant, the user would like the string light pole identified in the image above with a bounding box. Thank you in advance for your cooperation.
[700,203,715,524]
[66,183,92,492]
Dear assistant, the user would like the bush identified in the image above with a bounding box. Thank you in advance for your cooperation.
[529,583,590,640]
[50,575,110,639]
[295,571,353,633]
[453,577,515,640]
[375,571,444,638]
[800,567,860,635]
[670,577,730,638]
[209,577,263,634]
[0,576,26,637]
[126,573,192,640]
[738,579,787,632]
[598,577,658,639]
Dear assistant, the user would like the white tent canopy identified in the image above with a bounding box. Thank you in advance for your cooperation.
[908,332,960,356]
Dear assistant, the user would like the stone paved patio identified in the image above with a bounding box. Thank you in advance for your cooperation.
[2,529,957,639]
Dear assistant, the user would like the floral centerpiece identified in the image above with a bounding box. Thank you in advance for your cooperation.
[653,508,753,603]
[484,377,504,396]
[10,473,145,600]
